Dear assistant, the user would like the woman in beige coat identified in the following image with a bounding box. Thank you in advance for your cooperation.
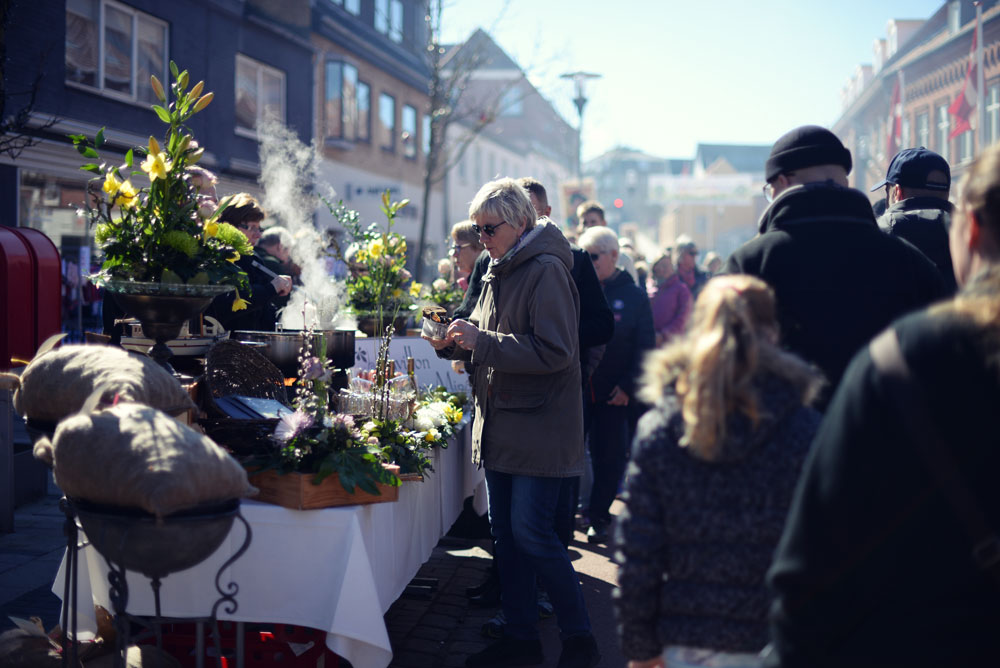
[425,178,599,668]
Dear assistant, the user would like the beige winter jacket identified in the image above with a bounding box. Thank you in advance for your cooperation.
[453,221,584,476]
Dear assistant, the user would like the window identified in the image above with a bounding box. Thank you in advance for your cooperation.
[344,0,360,15]
[324,61,364,142]
[379,93,396,151]
[959,129,974,163]
[402,105,417,159]
[357,81,371,142]
[936,104,950,162]
[375,0,404,42]
[901,114,911,149]
[986,84,1000,147]
[236,54,285,134]
[422,114,431,156]
[916,112,930,148]
[948,1,962,34]
[65,0,167,104]
[499,86,523,117]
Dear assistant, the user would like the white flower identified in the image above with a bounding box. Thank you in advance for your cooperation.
[274,410,313,442]
[432,278,449,292]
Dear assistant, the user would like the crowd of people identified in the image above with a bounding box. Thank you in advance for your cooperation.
[423,124,1000,668]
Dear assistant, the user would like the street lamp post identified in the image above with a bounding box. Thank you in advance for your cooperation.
[560,71,601,179]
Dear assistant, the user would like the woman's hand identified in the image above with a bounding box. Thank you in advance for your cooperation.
[421,335,453,351]
[451,360,466,374]
[447,319,480,351]
[607,385,630,406]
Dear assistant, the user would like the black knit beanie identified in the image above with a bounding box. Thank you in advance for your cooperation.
[765,125,852,182]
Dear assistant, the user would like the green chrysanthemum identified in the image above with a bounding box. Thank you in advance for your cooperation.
[94,223,114,245]
[162,230,199,258]
[214,222,254,255]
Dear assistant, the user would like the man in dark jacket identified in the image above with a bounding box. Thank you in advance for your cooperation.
[579,226,654,544]
[724,125,947,404]
[872,147,956,293]
[765,145,1000,668]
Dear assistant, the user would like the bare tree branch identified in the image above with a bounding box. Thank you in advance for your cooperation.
[0,0,57,161]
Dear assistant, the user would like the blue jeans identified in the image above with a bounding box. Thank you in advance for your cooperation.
[587,403,630,524]
[485,469,592,640]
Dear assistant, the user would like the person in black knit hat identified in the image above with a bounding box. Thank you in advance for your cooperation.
[724,125,946,406]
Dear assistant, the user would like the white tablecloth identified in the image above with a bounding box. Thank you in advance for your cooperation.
[54,424,484,668]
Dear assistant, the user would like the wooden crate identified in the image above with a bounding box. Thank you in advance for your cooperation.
[248,465,400,510]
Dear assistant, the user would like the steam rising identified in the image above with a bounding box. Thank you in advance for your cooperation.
[256,118,353,330]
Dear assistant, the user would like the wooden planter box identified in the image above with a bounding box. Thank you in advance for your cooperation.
[248,464,400,510]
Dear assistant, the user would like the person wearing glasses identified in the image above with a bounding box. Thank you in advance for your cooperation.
[674,235,708,298]
[448,221,485,311]
[577,226,655,545]
[210,193,293,332]
[424,178,600,668]
[724,125,945,406]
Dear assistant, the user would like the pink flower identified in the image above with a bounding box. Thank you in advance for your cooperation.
[399,268,412,282]
[274,410,313,442]
[301,356,332,382]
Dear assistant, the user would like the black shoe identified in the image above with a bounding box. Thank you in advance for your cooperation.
[557,633,600,668]
[586,520,609,544]
[464,637,544,667]
[468,579,502,607]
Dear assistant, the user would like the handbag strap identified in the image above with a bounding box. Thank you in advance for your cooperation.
[869,328,1000,586]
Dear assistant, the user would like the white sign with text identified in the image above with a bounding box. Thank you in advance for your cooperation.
[354,336,471,393]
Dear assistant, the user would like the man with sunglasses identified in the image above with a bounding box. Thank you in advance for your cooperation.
[425,178,600,668]
[724,125,946,406]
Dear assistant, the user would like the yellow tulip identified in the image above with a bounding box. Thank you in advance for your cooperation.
[232,291,249,312]
[148,136,160,155]
[150,75,166,102]
[141,151,170,182]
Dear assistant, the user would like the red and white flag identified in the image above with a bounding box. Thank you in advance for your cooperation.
[887,73,903,157]
[949,19,979,139]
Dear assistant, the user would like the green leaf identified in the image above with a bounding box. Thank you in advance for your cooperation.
[80,164,101,174]
[152,105,171,123]
[80,146,99,159]
[95,128,105,148]
[67,133,86,143]
[124,149,133,168]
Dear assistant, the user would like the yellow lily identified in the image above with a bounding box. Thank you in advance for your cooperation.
[231,291,249,312]
[150,75,165,102]
[367,238,384,257]
[102,172,122,195]
[113,180,138,208]
[203,221,219,238]
[148,136,160,155]
[141,151,170,182]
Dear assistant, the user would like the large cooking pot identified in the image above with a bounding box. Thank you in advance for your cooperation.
[232,329,355,376]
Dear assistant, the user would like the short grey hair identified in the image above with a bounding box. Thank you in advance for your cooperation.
[468,178,537,232]
[451,220,484,249]
[259,225,292,249]
[579,226,619,255]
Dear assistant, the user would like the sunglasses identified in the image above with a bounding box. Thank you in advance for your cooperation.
[589,252,602,262]
[473,220,509,238]
[449,243,473,255]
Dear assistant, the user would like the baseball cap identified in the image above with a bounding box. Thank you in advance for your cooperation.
[870,147,951,192]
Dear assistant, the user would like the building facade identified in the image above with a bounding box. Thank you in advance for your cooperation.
[835,0,1000,196]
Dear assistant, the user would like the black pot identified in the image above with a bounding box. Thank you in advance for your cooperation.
[231,329,355,375]
[73,498,240,579]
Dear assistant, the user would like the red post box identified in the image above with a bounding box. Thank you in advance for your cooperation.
[0,226,62,370]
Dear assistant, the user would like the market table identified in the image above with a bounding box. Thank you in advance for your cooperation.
[54,423,483,668]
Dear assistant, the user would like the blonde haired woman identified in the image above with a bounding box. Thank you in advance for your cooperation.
[613,275,823,668]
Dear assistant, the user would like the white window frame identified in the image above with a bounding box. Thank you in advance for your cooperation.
[916,111,930,148]
[986,84,1000,147]
[389,0,404,43]
[374,0,389,34]
[936,104,950,163]
[64,0,169,107]
[235,54,286,139]
[344,0,360,15]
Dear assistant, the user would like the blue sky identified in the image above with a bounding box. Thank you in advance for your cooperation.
[440,0,946,161]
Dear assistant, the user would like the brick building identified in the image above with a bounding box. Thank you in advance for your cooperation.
[834,0,1000,197]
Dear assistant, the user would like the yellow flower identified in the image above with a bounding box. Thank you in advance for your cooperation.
[367,238,384,258]
[150,75,165,102]
[148,136,160,155]
[113,180,138,208]
[398,240,407,254]
[409,282,423,297]
[444,405,463,424]
[425,429,440,443]
[141,151,170,182]
[102,172,122,195]
[355,248,368,262]
[392,288,403,299]
[227,252,241,263]
[231,291,249,312]
[203,221,219,238]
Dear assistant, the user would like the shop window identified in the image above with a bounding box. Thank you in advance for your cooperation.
[65,0,167,105]
[236,54,286,136]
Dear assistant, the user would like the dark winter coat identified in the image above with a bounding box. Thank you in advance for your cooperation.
[589,270,654,403]
[650,274,692,338]
[766,269,1000,668]
[447,222,584,476]
[724,182,947,403]
[614,372,822,660]
[877,196,957,294]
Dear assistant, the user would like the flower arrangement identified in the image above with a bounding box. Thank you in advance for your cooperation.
[412,386,465,448]
[334,193,417,318]
[270,327,399,494]
[70,61,251,297]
